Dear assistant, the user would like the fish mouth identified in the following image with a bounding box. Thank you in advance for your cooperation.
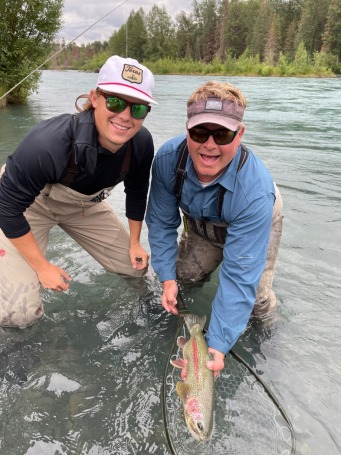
[186,415,210,441]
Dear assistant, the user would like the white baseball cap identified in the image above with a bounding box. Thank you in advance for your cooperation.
[96,55,157,105]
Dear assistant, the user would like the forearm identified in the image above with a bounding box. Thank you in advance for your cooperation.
[9,231,49,274]
[8,231,71,291]
[127,219,143,246]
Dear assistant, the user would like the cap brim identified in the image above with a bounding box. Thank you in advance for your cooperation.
[187,113,240,130]
[97,83,158,105]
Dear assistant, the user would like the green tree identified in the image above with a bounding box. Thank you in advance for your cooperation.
[108,26,127,57]
[174,11,196,59]
[249,0,273,59]
[293,40,311,73]
[0,0,63,106]
[295,0,331,54]
[263,13,282,64]
[125,9,147,61]
[321,0,341,58]
[144,5,175,60]
[192,0,219,62]
[275,0,303,41]
[283,19,298,59]
[219,0,248,59]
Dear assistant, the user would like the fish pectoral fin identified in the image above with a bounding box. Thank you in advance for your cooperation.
[170,358,187,369]
[176,381,190,403]
[177,336,189,349]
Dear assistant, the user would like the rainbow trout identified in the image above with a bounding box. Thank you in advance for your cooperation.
[171,313,214,441]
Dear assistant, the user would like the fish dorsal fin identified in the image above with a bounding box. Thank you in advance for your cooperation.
[176,382,190,403]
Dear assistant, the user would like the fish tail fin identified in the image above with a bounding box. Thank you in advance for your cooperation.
[184,313,206,332]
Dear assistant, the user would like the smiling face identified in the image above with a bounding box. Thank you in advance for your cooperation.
[90,89,147,153]
[186,123,245,183]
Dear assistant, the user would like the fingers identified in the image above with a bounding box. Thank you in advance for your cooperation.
[162,300,178,315]
[130,247,150,270]
[133,256,146,270]
[40,266,71,292]
[181,368,187,381]
[162,280,178,314]
[207,348,225,378]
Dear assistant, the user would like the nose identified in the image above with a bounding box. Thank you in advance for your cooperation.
[117,104,132,119]
[203,134,217,148]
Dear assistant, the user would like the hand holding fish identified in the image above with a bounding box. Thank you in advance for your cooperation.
[207,347,225,378]
[177,346,225,380]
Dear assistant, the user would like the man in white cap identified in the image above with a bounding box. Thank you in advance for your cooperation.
[0,55,157,328]
[146,80,283,377]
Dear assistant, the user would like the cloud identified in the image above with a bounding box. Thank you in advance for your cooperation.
[57,0,193,45]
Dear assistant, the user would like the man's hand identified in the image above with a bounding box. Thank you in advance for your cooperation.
[129,243,149,270]
[36,263,71,292]
[162,280,178,315]
[207,347,225,378]
[178,347,225,380]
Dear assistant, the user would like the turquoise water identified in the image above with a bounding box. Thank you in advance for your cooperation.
[0,71,340,454]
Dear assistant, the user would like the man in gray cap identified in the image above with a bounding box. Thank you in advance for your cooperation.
[0,55,157,328]
[146,80,283,377]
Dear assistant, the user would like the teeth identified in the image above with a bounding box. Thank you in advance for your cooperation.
[110,121,128,131]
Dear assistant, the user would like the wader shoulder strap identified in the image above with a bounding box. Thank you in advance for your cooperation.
[60,114,78,187]
[173,139,188,200]
[61,114,133,187]
[114,139,132,185]
[217,144,249,215]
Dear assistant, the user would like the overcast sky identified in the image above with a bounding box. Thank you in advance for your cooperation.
[57,0,194,44]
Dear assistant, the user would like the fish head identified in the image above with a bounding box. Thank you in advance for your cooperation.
[184,397,213,441]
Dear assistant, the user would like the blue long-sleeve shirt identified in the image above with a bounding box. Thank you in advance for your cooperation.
[146,134,275,354]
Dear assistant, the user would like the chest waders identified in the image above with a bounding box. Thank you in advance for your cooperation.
[173,140,249,245]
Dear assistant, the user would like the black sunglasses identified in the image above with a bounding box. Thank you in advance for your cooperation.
[97,90,151,119]
[188,126,240,145]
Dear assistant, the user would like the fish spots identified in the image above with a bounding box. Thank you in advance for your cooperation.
[0,249,5,257]
[192,338,199,384]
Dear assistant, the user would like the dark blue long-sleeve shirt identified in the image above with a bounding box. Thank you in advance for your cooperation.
[0,110,154,238]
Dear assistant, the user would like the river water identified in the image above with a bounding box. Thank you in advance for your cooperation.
[0,71,340,455]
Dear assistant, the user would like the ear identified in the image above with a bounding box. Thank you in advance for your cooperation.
[238,123,245,137]
[89,89,100,109]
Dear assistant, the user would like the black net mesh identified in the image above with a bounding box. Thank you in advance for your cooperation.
[162,321,295,455]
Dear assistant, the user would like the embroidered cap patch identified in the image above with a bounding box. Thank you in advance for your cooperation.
[122,64,143,85]
[205,99,223,111]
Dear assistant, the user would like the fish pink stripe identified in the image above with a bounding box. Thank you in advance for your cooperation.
[192,338,199,384]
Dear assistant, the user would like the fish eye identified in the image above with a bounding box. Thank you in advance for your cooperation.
[197,422,204,431]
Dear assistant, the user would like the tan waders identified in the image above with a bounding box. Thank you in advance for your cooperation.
[0,184,144,328]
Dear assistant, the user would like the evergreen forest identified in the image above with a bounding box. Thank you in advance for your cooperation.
[51,0,341,77]
[1,0,340,106]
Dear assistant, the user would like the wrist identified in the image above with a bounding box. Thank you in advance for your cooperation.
[162,279,176,289]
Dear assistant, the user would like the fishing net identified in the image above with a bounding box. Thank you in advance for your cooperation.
[162,317,296,455]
